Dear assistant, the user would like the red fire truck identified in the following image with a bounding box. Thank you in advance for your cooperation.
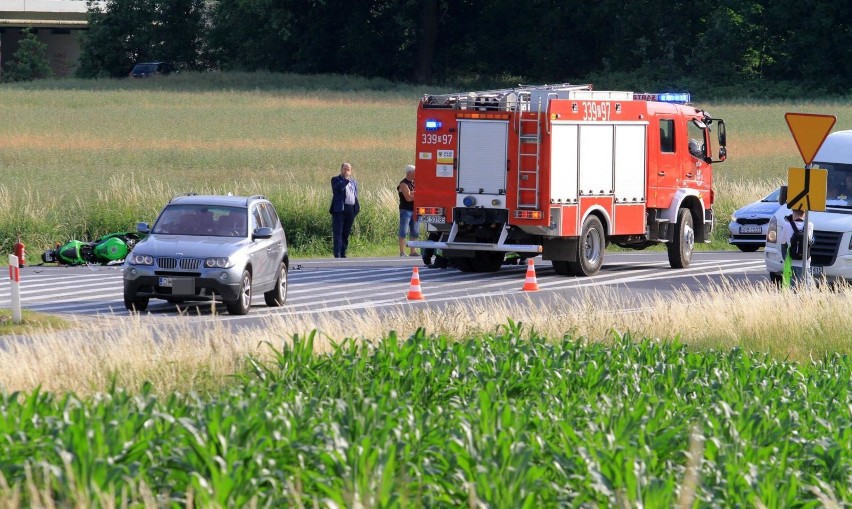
[408,84,727,276]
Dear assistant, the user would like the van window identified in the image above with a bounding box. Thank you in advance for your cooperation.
[816,162,852,207]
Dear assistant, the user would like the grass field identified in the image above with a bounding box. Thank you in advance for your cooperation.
[2,73,852,507]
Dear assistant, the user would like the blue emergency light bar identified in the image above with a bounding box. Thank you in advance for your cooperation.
[425,119,442,131]
[633,92,691,104]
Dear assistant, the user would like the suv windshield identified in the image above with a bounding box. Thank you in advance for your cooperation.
[815,162,852,209]
[152,204,248,236]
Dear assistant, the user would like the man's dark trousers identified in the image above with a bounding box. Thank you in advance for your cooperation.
[332,204,356,257]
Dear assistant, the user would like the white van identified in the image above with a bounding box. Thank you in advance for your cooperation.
[765,130,852,283]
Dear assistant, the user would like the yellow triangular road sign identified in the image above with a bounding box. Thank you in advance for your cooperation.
[785,113,836,164]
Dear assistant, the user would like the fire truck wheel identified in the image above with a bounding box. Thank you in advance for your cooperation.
[473,252,504,272]
[453,256,476,272]
[568,215,605,276]
[667,208,694,268]
[552,260,572,275]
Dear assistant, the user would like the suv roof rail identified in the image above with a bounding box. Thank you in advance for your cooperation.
[169,192,198,202]
[246,194,266,205]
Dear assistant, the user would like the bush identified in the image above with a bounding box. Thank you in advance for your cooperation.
[3,29,53,82]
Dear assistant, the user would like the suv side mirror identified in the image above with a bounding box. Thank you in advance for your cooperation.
[778,185,788,205]
[137,222,150,234]
[252,226,273,240]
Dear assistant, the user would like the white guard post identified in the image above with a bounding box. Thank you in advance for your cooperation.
[9,254,22,323]
[802,209,813,288]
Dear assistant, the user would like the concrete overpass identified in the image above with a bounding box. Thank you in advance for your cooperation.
[0,0,104,76]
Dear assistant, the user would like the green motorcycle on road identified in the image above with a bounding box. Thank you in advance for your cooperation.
[41,232,143,266]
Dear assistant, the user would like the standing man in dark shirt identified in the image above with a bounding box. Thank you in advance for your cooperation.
[398,164,419,256]
[330,162,360,258]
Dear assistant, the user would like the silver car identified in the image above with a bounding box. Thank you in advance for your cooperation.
[123,194,288,314]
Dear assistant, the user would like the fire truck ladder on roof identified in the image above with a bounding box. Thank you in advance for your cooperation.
[516,98,544,209]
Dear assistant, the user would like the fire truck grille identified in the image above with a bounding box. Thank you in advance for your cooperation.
[811,230,843,267]
[736,217,770,225]
[157,257,203,270]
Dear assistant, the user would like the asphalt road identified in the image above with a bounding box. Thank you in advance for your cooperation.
[1,251,768,329]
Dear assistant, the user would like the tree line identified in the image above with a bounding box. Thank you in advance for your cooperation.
[79,0,852,97]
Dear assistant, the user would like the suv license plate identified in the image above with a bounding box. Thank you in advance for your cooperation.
[810,266,823,276]
[159,277,195,294]
[739,225,762,234]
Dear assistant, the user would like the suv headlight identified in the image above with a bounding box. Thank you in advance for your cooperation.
[130,254,154,265]
[766,216,778,243]
[204,257,231,268]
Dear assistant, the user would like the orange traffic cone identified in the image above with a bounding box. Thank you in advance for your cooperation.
[406,266,426,300]
[521,258,540,291]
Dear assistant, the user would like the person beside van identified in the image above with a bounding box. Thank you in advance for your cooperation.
[780,208,814,284]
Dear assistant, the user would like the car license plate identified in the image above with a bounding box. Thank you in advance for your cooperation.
[810,266,823,276]
[159,277,194,294]
[419,215,446,224]
[739,225,762,234]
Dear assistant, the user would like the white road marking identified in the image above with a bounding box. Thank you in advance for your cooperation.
[0,256,767,317]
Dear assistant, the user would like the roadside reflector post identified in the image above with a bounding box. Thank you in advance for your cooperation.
[9,254,22,324]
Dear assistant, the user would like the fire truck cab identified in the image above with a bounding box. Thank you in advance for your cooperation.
[409,84,727,276]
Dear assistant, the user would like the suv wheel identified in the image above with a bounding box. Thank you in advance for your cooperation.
[264,262,288,306]
[124,293,149,312]
[226,269,252,315]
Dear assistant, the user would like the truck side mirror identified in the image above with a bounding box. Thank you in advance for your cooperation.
[717,147,726,162]
[778,185,788,205]
[717,120,726,147]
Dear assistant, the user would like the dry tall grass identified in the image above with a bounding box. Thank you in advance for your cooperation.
[2,281,850,397]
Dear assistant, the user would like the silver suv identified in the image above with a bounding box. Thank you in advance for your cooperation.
[123,194,288,314]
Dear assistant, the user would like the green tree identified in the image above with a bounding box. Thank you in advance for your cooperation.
[3,28,54,82]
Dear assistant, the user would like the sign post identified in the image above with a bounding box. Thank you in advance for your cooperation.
[784,113,836,287]
[9,254,22,324]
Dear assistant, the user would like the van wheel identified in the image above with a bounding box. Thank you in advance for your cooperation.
[667,208,694,268]
[737,245,761,253]
[124,294,149,312]
[568,215,605,276]
[226,269,252,315]
[768,272,782,287]
[264,262,288,306]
